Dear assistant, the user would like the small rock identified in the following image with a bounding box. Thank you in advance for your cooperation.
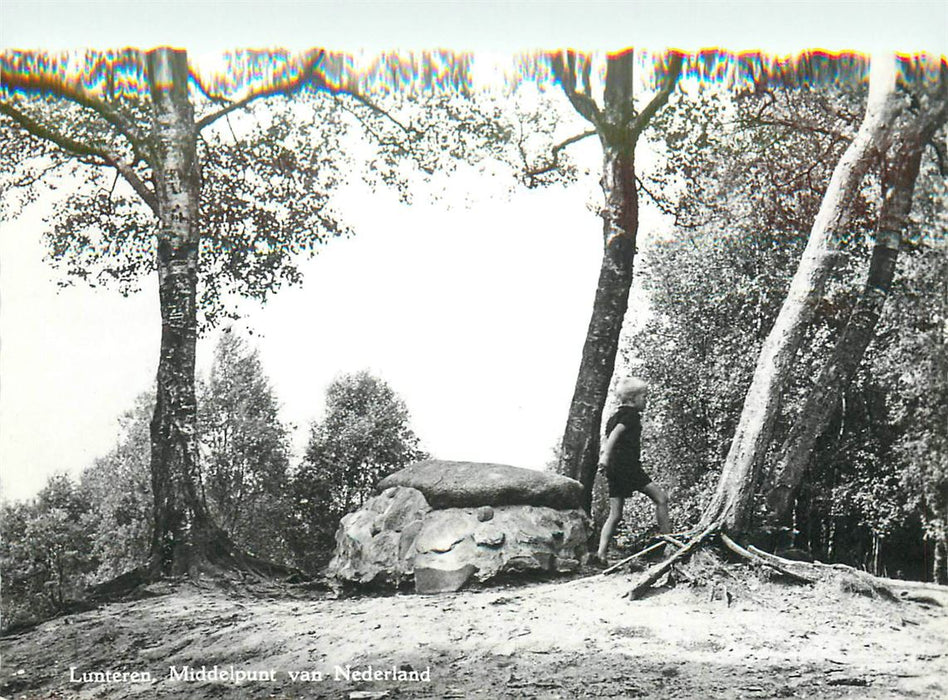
[477,506,494,522]
[473,524,505,547]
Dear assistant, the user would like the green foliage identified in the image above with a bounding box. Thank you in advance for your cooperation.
[289,371,427,571]
[0,82,558,325]
[627,86,867,525]
[0,331,300,628]
[0,475,98,630]
[790,149,947,578]
[622,85,945,578]
[196,99,352,325]
[79,392,154,580]
[871,161,948,575]
[197,331,293,564]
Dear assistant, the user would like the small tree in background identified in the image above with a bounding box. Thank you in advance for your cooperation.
[0,475,97,629]
[80,392,154,580]
[198,331,293,565]
[289,371,427,571]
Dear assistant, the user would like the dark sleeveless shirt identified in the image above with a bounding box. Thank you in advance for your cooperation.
[605,406,642,468]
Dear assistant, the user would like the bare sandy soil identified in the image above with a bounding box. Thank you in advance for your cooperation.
[2,559,946,699]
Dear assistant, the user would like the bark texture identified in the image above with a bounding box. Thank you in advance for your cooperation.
[700,56,905,532]
[145,48,223,576]
[767,82,948,524]
[557,51,681,511]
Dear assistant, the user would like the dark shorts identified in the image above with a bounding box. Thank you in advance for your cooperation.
[603,461,653,498]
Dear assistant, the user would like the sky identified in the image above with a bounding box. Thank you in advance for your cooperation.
[1,2,945,502]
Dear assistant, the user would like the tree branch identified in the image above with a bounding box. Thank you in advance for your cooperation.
[627,521,720,600]
[551,51,602,126]
[930,137,948,177]
[523,129,596,183]
[0,101,158,213]
[635,174,677,218]
[738,115,853,142]
[344,91,420,140]
[106,155,159,214]
[196,50,328,132]
[1,65,149,159]
[630,53,684,140]
[1,100,104,160]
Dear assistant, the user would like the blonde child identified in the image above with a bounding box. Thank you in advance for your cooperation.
[594,377,670,565]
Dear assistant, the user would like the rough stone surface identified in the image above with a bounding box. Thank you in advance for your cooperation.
[327,486,431,586]
[376,460,583,510]
[330,486,588,592]
[414,565,478,594]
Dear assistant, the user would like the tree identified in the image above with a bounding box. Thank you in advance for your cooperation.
[0,475,97,629]
[198,331,293,564]
[289,371,426,570]
[888,242,948,582]
[1,49,333,577]
[621,64,948,586]
[699,55,906,532]
[616,75,871,529]
[548,50,683,510]
[615,55,948,596]
[767,71,948,523]
[0,48,473,579]
[80,392,154,580]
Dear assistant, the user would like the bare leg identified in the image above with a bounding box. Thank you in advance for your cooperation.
[642,482,670,534]
[597,497,625,560]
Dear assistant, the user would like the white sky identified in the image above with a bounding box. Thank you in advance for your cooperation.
[1,2,945,502]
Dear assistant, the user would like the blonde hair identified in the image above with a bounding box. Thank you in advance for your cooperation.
[616,376,648,405]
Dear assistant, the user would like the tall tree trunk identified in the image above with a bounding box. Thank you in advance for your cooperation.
[145,48,220,576]
[559,51,680,511]
[767,90,948,523]
[700,55,904,532]
[561,144,638,511]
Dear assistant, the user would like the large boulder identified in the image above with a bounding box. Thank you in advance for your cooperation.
[328,485,588,593]
[376,460,583,510]
[327,486,431,586]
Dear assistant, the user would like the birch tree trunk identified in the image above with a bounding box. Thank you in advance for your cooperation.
[767,85,948,523]
[558,51,681,511]
[700,55,905,532]
[145,48,223,576]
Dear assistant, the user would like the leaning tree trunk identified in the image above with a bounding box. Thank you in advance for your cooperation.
[699,55,904,532]
[561,144,638,511]
[768,87,948,523]
[559,51,680,511]
[146,48,222,576]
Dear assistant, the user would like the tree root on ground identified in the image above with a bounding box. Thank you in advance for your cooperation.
[87,533,316,608]
[624,524,948,604]
[625,521,721,599]
[720,533,816,584]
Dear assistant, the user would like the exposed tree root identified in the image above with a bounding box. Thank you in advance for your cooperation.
[621,524,948,604]
[87,529,311,609]
[720,533,816,584]
[626,521,721,599]
[602,540,667,575]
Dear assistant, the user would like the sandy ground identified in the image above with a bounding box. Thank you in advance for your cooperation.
[2,561,947,700]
